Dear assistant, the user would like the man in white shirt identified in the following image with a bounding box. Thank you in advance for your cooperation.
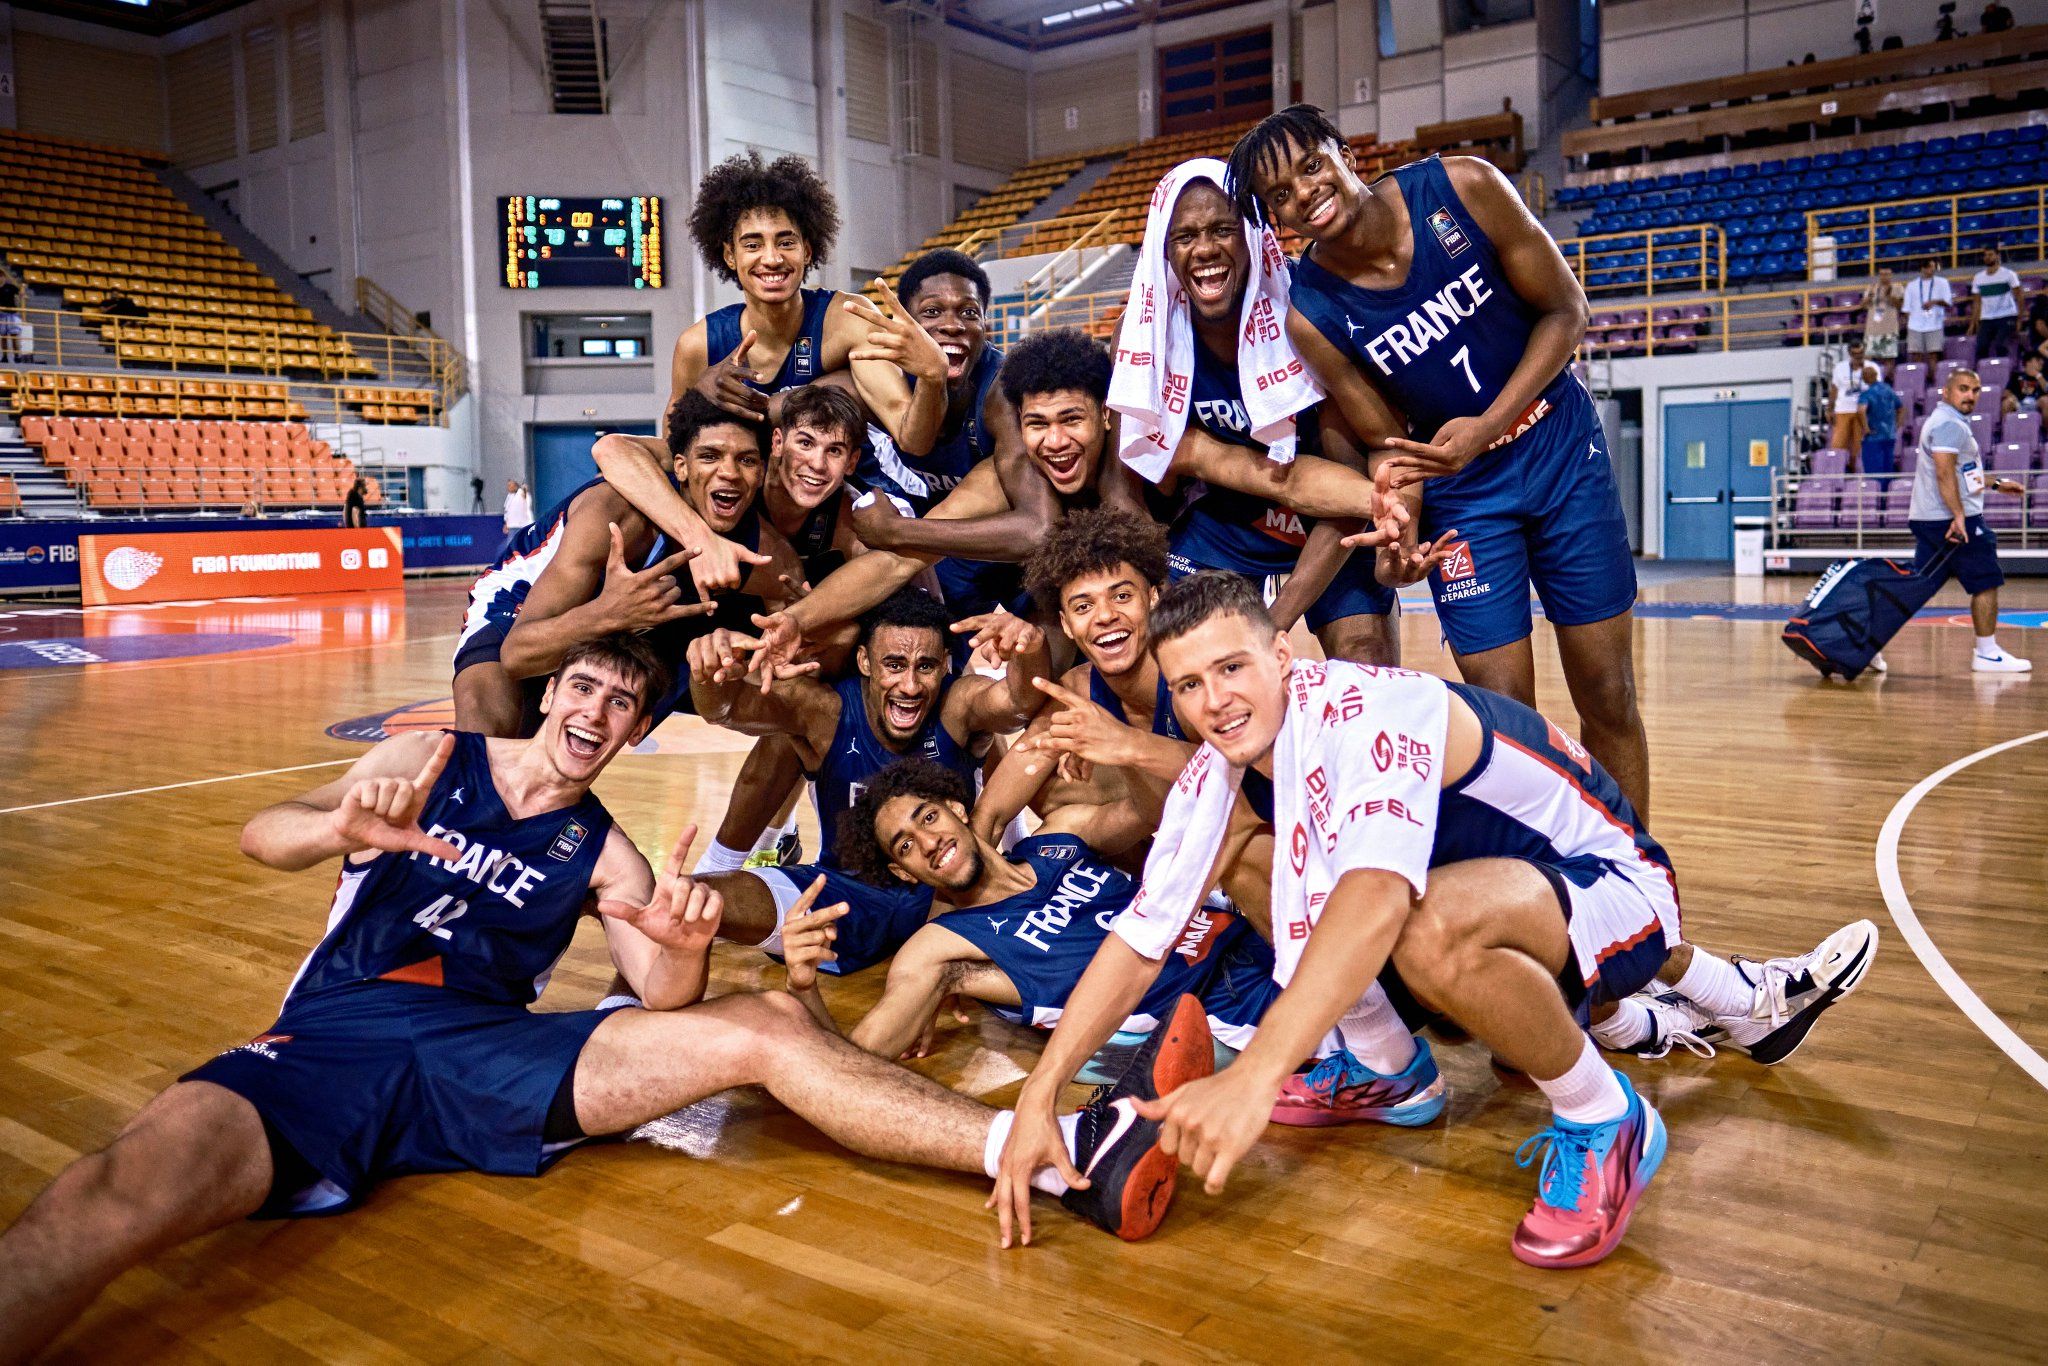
[1829,339,1869,452]
[1909,368,2030,673]
[502,479,534,533]
[1861,266,1904,360]
[1903,258,1954,365]
[1971,245,2025,364]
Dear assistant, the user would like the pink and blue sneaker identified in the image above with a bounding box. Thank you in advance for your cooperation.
[1509,1070,1665,1269]
[1269,1039,1447,1128]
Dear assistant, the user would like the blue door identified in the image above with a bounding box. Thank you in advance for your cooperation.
[530,422,656,519]
[1662,399,1789,559]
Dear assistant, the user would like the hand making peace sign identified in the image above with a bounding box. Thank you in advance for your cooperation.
[844,279,948,386]
[697,328,772,420]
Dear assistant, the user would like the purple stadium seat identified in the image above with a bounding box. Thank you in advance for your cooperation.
[1809,448,1850,475]
[1991,441,2031,473]
[1898,442,1919,474]
[1935,360,1962,390]
[1794,477,1843,529]
[1943,336,1973,363]
[2031,474,2048,527]
[1840,477,1884,527]
[1882,478,1915,527]
[1979,356,2014,393]
[2004,409,2041,457]
[1968,410,1999,449]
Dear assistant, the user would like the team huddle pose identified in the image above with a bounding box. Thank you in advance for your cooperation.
[0,106,1883,1357]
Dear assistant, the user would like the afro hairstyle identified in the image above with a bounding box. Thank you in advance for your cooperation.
[998,327,1112,408]
[688,150,841,284]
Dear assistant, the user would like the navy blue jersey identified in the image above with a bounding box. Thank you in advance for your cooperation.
[1088,665,1275,821]
[933,834,1253,1028]
[857,345,1004,513]
[705,288,835,395]
[1290,156,1578,441]
[1170,340,1316,577]
[809,674,979,868]
[784,493,848,585]
[290,732,613,1007]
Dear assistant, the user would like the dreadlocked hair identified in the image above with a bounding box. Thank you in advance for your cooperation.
[688,151,840,284]
[1226,104,1347,227]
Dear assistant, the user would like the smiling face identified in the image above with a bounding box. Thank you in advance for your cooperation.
[858,624,948,747]
[723,207,811,305]
[772,420,855,510]
[1058,562,1158,679]
[1154,610,1293,767]
[906,272,988,387]
[1248,133,1366,244]
[677,421,765,533]
[537,661,653,782]
[875,792,983,892]
[1018,389,1106,496]
[1167,181,1248,327]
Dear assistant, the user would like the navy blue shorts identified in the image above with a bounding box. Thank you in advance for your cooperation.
[1193,924,1282,1051]
[453,579,527,675]
[183,981,626,1218]
[1419,387,1637,656]
[751,862,935,975]
[1911,515,2004,594]
[1166,537,1396,634]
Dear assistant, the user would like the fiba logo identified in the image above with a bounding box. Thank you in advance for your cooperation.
[341,548,363,571]
[103,546,164,591]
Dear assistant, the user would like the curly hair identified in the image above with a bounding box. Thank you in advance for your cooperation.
[998,328,1112,408]
[834,757,974,886]
[1025,505,1170,609]
[857,585,951,653]
[1150,569,1275,650]
[899,249,992,307]
[688,151,840,284]
[1225,103,1347,228]
[664,390,767,458]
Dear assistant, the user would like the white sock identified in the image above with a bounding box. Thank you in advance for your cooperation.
[751,818,796,855]
[596,993,642,1012]
[981,1111,1084,1196]
[1589,998,1653,1051]
[1534,1037,1629,1125]
[1673,947,1753,1019]
[1335,983,1416,1075]
[694,839,752,875]
[1976,635,2001,657]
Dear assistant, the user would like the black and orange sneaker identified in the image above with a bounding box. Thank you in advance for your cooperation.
[1060,994,1213,1241]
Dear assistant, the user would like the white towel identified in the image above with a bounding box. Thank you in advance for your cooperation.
[1108,158,1323,485]
[1113,743,1242,960]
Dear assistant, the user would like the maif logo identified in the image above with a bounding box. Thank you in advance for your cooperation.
[103,546,164,591]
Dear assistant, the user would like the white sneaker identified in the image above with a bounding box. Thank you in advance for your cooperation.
[1699,920,1880,1065]
[1972,648,2032,674]
[1868,652,1888,673]
[1615,993,1717,1060]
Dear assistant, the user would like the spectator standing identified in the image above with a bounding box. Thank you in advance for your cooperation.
[1936,2,1961,41]
[1831,338,1871,452]
[1857,362,1901,475]
[469,475,485,513]
[1903,259,1954,365]
[0,272,20,362]
[1861,267,1904,362]
[1980,0,2014,33]
[1970,246,2023,363]
[502,479,534,532]
[1908,369,2029,674]
[2004,352,2045,416]
[343,477,368,529]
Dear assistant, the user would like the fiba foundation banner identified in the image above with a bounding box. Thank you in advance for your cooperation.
[78,526,405,606]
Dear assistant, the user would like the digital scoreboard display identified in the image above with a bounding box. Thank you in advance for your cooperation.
[500,196,663,289]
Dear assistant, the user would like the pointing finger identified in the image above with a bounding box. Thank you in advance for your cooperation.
[413,730,457,790]
[606,521,627,571]
[1030,676,1088,710]
[730,328,759,366]
[664,823,699,880]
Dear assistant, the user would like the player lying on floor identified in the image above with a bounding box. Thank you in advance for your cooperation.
[0,635,1212,1361]
[993,573,1880,1269]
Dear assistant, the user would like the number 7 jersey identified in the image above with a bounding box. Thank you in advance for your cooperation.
[287,731,615,1007]
[1289,154,1577,442]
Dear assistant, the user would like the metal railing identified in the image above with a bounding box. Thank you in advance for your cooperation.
[959,210,1127,262]
[1555,223,1727,297]
[1807,184,2048,276]
[356,275,469,398]
[1770,468,2048,551]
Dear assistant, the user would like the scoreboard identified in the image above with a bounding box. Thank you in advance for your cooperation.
[500,196,663,289]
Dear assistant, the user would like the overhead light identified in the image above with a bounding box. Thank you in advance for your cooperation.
[1042,0,1130,27]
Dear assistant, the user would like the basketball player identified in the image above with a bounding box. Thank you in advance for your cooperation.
[1114,160,1408,666]
[812,758,1282,1066]
[681,587,1050,978]
[1227,106,1652,816]
[460,395,801,736]
[996,573,1878,1268]
[0,637,1202,1360]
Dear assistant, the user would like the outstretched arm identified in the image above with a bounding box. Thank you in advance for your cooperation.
[240,731,462,871]
[1269,413,1370,629]
[686,628,836,757]
[589,433,771,599]
[846,926,1013,1060]
[945,612,1053,737]
[851,457,1049,562]
[595,824,721,1011]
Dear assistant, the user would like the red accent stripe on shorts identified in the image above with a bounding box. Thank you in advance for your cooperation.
[1494,733,1681,918]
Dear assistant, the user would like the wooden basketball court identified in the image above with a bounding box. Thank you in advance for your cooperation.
[3,573,2045,1362]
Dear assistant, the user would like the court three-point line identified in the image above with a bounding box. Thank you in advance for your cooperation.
[0,759,359,816]
[1876,729,2048,1094]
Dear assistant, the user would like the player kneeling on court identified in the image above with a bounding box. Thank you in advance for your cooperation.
[0,636,1198,1361]
[996,574,1878,1268]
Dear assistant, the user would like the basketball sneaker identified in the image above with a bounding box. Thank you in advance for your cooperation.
[1510,1071,1666,1269]
[1060,993,1214,1241]
[1608,993,1717,1060]
[1972,646,2032,674]
[742,831,803,869]
[1269,1040,1447,1127]
[1697,919,1879,1065]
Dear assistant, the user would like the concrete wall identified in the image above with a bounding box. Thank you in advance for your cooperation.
[1601,0,2048,97]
